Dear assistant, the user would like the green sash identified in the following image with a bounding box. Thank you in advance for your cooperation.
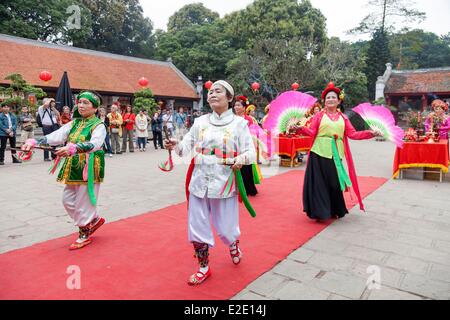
[331,137,352,191]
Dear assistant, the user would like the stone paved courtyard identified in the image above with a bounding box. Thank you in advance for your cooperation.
[1,139,449,299]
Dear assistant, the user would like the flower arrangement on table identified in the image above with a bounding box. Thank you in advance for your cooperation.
[403,111,435,142]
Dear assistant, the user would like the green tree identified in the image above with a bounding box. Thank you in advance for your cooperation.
[365,28,391,100]
[227,38,316,106]
[156,0,328,91]
[349,0,425,34]
[133,88,158,114]
[0,74,47,114]
[311,38,369,108]
[224,0,327,55]
[75,0,155,58]
[167,3,219,32]
[155,21,235,81]
[0,0,92,44]
[227,37,368,109]
[0,0,155,58]
[389,30,450,69]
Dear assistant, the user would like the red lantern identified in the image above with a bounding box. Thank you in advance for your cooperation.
[291,82,300,91]
[39,70,52,82]
[251,82,260,92]
[204,80,213,90]
[138,77,149,87]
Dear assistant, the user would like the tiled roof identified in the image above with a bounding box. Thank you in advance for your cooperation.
[385,67,450,94]
[0,34,198,99]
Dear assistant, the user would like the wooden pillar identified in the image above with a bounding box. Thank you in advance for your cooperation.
[421,95,427,112]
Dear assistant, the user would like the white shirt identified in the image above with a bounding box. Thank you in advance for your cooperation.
[38,106,58,126]
[162,113,174,129]
[6,113,12,129]
[176,109,256,199]
[43,120,106,152]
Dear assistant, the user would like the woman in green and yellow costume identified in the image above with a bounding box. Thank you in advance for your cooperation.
[21,91,106,250]
[296,83,380,221]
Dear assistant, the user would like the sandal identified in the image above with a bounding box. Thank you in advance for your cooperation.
[187,268,211,286]
[69,226,92,250]
[230,240,242,265]
[69,238,92,250]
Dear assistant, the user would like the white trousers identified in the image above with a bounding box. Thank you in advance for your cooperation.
[62,184,100,227]
[188,194,240,247]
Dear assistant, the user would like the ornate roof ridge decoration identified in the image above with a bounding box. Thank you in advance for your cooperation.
[391,66,450,74]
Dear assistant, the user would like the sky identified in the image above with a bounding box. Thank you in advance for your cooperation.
[141,0,450,42]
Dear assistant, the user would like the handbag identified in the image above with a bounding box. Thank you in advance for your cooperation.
[49,110,60,131]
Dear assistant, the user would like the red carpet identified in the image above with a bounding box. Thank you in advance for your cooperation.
[0,171,386,300]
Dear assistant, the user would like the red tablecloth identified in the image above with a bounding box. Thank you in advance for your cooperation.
[393,140,449,177]
[274,136,313,159]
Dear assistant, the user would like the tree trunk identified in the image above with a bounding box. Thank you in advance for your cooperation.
[381,0,387,33]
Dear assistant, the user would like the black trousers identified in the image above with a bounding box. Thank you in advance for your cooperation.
[0,135,17,162]
[152,130,163,149]
[42,125,57,159]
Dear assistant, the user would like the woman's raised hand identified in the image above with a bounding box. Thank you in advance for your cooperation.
[371,129,383,137]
